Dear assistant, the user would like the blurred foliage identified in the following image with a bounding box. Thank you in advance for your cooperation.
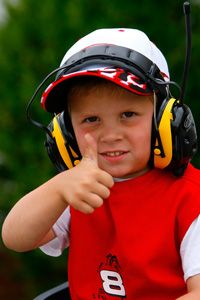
[0,0,200,299]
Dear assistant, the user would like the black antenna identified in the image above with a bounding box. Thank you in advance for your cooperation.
[180,1,192,103]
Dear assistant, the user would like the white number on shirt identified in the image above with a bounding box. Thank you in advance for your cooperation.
[100,270,126,296]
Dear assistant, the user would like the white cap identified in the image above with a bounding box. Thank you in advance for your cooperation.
[41,28,169,112]
[60,28,169,78]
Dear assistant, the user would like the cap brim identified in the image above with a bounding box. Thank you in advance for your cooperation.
[41,66,152,113]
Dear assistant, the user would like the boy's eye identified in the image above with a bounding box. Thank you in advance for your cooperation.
[83,116,99,123]
[122,111,135,118]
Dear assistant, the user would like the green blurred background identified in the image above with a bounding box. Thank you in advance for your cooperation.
[0,0,200,299]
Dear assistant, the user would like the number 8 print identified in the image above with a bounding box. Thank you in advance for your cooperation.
[100,270,126,297]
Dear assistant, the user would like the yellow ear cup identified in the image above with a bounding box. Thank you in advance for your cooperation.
[52,115,79,169]
[154,98,176,169]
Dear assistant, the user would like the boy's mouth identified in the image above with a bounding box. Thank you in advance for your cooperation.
[104,151,125,157]
[101,151,128,158]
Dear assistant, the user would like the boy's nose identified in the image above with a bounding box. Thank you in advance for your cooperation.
[99,124,123,143]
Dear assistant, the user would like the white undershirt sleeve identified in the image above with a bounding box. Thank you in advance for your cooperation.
[180,215,200,281]
[39,207,71,257]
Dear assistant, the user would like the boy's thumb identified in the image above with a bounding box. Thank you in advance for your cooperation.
[83,133,98,165]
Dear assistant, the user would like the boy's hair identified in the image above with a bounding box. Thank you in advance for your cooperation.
[67,76,153,102]
[67,76,118,99]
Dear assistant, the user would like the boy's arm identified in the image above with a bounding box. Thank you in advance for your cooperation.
[176,274,200,299]
[2,134,114,252]
[1,175,68,252]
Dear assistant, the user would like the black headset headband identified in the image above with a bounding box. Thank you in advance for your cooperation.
[57,45,160,78]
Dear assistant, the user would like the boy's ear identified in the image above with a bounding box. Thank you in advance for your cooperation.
[45,112,81,172]
[152,97,197,176]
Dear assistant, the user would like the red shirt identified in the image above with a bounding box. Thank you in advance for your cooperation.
[68,164,200,299]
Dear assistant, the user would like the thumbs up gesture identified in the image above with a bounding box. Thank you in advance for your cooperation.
[57,133,114,214]
[82,133,99,164]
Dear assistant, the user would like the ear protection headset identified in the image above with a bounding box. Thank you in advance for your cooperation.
[26,3,197,176]
[152,96,197,176]
[42,43,197,176]
[45,111,81,172]
[45,88,197,176]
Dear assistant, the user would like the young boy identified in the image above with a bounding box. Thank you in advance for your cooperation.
[2,28,200,299]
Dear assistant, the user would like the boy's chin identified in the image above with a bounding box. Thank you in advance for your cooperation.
[105,166,150,180]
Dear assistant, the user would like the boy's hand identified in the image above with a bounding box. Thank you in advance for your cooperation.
[57,133,114,214]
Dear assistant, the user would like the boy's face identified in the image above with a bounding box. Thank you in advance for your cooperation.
[69,82,154,179]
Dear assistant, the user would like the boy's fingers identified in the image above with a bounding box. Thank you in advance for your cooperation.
[82,133,98,165]
[82,133,114,188]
